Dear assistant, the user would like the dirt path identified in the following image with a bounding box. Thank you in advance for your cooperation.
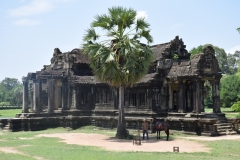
[36,133,210,153]
[2,133,240,155]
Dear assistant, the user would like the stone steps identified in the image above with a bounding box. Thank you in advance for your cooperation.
[214,122,238,135]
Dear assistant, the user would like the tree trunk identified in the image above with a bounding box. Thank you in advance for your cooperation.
[116,85,128,138]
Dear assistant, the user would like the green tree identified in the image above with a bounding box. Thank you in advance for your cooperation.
[13,84,23,106]
[83,7,153,138]
[220,75,240,108]
[227,51,240,75]
[237,27,240,33]
[0,78,22,105]
[189,45,204,59]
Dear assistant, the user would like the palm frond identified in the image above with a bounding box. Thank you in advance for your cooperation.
[136,18,150,31]
[139,29,153,43]
[83,28,99,42]
[92,14,112,30]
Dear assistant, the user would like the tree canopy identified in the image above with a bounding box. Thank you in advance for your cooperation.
[220,75,240,108]
[83,6,153,87]
[0,77,22,105]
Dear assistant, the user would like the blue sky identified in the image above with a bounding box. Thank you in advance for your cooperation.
[0,0,239,81]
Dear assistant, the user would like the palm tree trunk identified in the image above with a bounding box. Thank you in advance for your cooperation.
[116,85,128,138]
[118,85,124,125]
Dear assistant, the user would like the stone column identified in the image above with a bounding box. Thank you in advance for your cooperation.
[212,77,221,113]
[33,79,42,113]
[200,81,205,112]
[47,79,55,113]
[178,79,186,113]
[193,78,201,113]
[168,85,173,111]
[22,77,29,113]
[61,80,67,111]
[136,90,140,108]
[147,88,152,109]
[124,89,129,108]
[71,86,77,109]
[67,86,72,109]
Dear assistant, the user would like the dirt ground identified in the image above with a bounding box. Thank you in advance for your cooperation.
[1,133,240,156]
[36,133,212,153]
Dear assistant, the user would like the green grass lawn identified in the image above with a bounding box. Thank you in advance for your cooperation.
[0,127,240,160]
[205,107,238,118]
[0,109,22,118]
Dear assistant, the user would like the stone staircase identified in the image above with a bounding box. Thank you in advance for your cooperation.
[214,119,239,135]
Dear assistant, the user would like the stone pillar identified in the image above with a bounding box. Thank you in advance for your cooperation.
[147,88,152,109]
[136,90,139,108]
[161,85,168,111]
[22,77,29,113]
[54,80,62,110]
[71,86,77,109]
[61,80,67,111]
[47,79,55,113]
[67,86,72,109]
[200,81,205,112]
[178,79,186,113]
[125,89,129,108]
[212,77,221,113]
[168,85,173,111]
[193,78,201,113]
[33,79,42,113]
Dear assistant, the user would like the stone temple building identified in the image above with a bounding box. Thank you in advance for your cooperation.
[21,36,222,115]
[11,36,238,135]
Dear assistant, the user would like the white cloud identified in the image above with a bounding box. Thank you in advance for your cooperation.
[14,19,41,26]
[169,23,183,31]
[226,45,240,54]
[8,0,75,17]
[8,0,53,17]
[136,11,148,19]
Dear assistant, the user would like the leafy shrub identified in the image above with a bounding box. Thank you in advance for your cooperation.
[231,101,240,112]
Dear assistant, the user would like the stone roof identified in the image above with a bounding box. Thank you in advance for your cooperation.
[137,73,159,84]
[70,73,159,85]
[151,43,171,61]
[166,61,196,78]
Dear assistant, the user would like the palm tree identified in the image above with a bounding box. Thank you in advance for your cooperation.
[83,6,153,138]
[237,27,240,33]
